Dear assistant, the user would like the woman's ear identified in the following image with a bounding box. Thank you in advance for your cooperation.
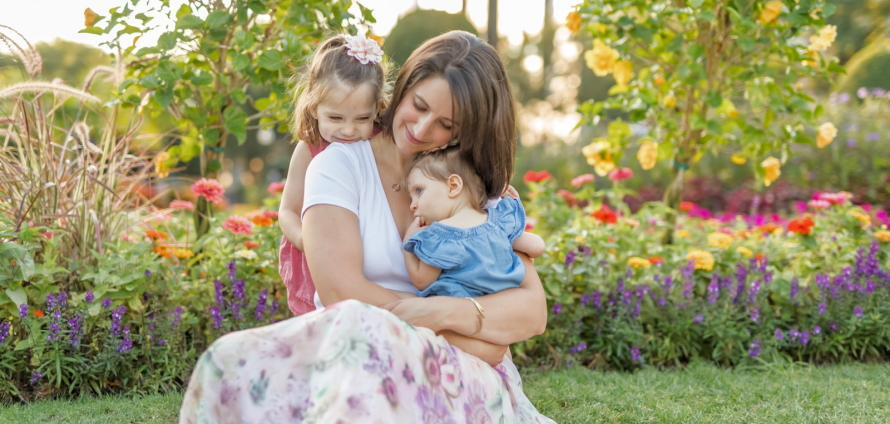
[446,174,464,198]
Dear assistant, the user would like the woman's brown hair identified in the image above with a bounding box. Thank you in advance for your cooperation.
[381,31,516,199]
[405,147,487,212]
[291,34,390,147]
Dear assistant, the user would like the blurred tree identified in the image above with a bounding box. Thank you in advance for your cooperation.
[382,9,477,66]
[838,37,890,92]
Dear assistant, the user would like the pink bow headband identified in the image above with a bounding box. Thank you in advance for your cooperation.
[344,35,384,65]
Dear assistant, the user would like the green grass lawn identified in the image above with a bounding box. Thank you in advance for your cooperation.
[2,363,889,423]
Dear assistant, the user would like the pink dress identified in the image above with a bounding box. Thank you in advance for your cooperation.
[280,141,329,316]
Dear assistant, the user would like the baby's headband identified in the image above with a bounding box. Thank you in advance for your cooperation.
[344,35,384,65]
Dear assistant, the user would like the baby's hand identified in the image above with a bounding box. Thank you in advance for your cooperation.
[501,184,520,199]
[404,216,426,242]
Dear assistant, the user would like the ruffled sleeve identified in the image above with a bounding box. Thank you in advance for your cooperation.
[403,227,468,271]
[493,197,527,243]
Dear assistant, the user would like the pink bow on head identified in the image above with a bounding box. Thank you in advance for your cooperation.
[344,35,384,65]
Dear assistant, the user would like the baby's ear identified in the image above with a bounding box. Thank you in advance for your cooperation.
[446,174,464,198]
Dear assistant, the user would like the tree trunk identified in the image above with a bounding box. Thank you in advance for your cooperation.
[660,162,686,245]
[487,0,498,47]
[539,0,554,99]
[193,134,226,239]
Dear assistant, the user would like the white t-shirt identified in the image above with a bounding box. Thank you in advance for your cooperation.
[302,140,416,309]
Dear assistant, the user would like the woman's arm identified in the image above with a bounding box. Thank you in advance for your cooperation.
[439,331,508,366]
[384,252,547,346]
[303,205,402,307]
[278,141,314,250]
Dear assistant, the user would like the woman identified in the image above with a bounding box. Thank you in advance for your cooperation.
[179,31,552,423]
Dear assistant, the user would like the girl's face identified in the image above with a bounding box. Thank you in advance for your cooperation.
[392,77,458,155]
[406,168,457,225]
[315,81,378,143]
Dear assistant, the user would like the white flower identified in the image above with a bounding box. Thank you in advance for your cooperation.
[234,249,257,260]
[344,35,384,65]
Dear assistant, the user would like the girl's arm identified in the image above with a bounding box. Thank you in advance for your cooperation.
[303,205,402,306]
[383,252,547,346]
[278,141,313,250]
[512,232,546,258]
[402,217,442,290]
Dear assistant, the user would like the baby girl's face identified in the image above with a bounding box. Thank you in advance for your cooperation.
[406,168,454,226]
[315,81,377,143]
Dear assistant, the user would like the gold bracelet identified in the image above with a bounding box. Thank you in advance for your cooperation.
[467,297,485,337]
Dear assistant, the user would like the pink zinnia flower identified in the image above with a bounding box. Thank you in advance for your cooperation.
[267,181,286,194]
[222,216,253,236]
[807,199,830,210]
[571,173,595,188]
[608,167,633,182]
[815,192,852,206]
[169,200,195,211]
[191,178,225,204]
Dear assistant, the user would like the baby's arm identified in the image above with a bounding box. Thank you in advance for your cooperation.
[403,217,443,290]
[278,141,314,250]
[512,232,546,258]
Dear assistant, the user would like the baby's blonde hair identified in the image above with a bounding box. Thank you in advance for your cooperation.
[406,147,487,212]
[291,35,390,147]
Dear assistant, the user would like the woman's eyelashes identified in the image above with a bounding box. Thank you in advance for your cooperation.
[413,101,453,131]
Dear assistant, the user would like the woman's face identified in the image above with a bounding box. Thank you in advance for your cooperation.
[391,77,459,156]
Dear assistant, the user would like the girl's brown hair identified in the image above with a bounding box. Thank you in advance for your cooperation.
[406,147,487,212]
[291,34,390,147]
[381,31,516,199]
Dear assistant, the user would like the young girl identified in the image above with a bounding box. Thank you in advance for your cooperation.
[402,147,546,300]
[278,34,388,316]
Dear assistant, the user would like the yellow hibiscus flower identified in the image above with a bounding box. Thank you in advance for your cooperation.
[816,122,837,148]
[613,60,633,87]
[565,11,582,34]
[637,140,658,170]
[584,39,619,76]
[731,154,747,165]
[761,157,781,187]
[758,1,782,24]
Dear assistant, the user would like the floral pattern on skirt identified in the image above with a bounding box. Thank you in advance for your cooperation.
[179,299,554,424]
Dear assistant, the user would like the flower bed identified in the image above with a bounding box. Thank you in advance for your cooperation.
[514,174,890,370]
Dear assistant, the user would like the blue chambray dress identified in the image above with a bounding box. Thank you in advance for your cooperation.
[403,197,527,298]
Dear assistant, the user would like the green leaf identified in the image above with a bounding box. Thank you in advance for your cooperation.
[257,50,285,71]
[737,36,755,52]
[158,32,177,50]
[5,288,27,306]
[176,14,205,30]
[699,10,715,21]
[0,243,35,281]
[231,87,247,104]
[139,73,159,89]
[156,61,183,82]
[231,53,250,71]
[186,107,208,127]
[233,29,255,50]
[14,339,31,351]
[134,46,160,57]
[78,27,104,36]
[206,11,233,29]
[357,2,377,23]
[117,24,142,36]
[175,4,192,19]
[223,106,248,144]
[813,105,825,119]
[630,25,653,44]
[207,159,223,172]
[179,137,202,162]
[190,71,213,86]
[707,91,722,108]
[822,3,837,18]
[689,0,705,7]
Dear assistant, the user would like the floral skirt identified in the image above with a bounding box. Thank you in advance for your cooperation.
[179,299,555,424]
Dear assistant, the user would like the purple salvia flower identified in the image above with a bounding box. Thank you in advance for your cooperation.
[110,305,126,336]
[30,373,42,386]
[631,301,640,318]
[254,289,268,321]
[145,269,152,277]
[682,280,695,298]
[101,298,112,309]
[616,278,625,295]
[693,314,704,323]
[630,347,642,363]
[143,292,152,301]
[663,275,674,297]
[623,289,633,305]
[789,329,799,341]
[626,266,633,278]
[147,314,156,342]
[591,291,602,309]
[564,251,576,268]
[747,280,761,303]
[231,302,242,320]
[865,132,881,141]
[56,292,67,307]
[818,303,827,315]
[581,294,589,306]
[552,303,562,315]
[813,326,821,335]
[171,306,183,325]
[764,272,773,284]
[84,291,94,303]
[775,329,784,340]
[707,276,719,304]
[117,326,133,353]
[866,279,876,294]
[270,299,279,315]
[214,279,225,306]
[854,306,863,318]
[748,340,761,357]
[18,304,28,320]
[657,297,667,306]
[210,305,223,329]
[157,339,166,346]
[232,279,246,300]
[681,260,695,281]
[67,313,83,346]
[569,342,587,353]
[750,306,760,323]
[733,263,748,304]
[800,331,810,346]
[828,322,837,332]
[46,322,61,342]
[790,278,799,304]
[46,293,56,311]
[227,261,237,281]
[0,321,10,345]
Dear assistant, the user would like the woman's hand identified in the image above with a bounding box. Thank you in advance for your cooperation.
[382,296,464,334]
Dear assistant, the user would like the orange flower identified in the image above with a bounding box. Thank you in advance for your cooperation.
[787,217,815,235]
[244,241,259,249]
[154,245,173,258]
[679,201,695,212]
[523,170,552,183]
[34,309,45,318]
[565,11,582,34]
[756,223,781,235]
[648,256,664,265]
[145,229,168,240]
[591,206,617,224]
[250,214,274,227]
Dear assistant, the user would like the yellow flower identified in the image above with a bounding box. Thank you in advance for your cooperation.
[675,229,691,238]
[596,23,608,34]
[627,257,651,269]
[613,60,633,87]
[663,94,676,109]
[566,11,582,34]
[761,156,781,187]
[808,26,836,52]
[736,246,754,257]
[654,75,665,85]
[367,33,384,46]
[686,250,715,271]
[582,141,616,176]
[875,230,890,242]
[594,159,616,177]
[758,1,783,24]
[802,49,819,67]
[575,235,585,243]
[154,151,171,178]
[816,122,837,148]
[707,232,734,249]
[584,39,620,77]
[173,248,194,259]
[84,8,100,27]
[849,210,871,226]
[731,154,746,165]
[637,140,658,170]
[624,218,640,227]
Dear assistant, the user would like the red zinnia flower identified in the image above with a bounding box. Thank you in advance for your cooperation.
[787,217,815,235]
[244,241,259,249]
[34,310,44,318]
[169,200,195,211]
[523,170,551,183]
[591,206,617,224]
[222,216,253,236]
[648,256,664,265]
[191,178,225,204]
[607,167,633,182]
[571,173,595,188]
[267,181,286,194]
[679,201,695,212]
[557,189,578,207]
